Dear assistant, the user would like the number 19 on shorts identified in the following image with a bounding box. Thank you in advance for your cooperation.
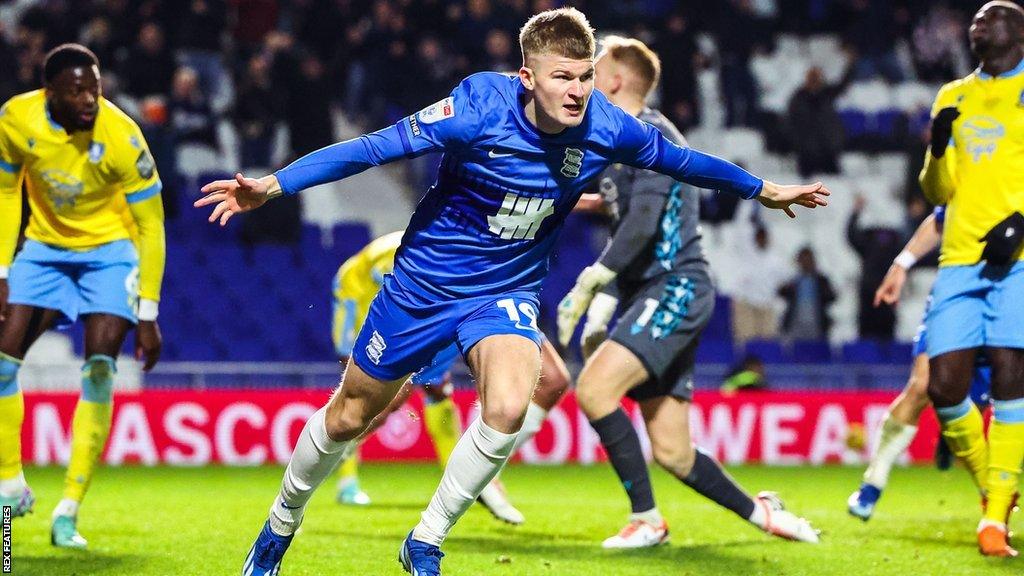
[497,299,539,332]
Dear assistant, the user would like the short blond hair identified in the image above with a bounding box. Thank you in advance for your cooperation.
[599,35,661,99]
[519,8,595,62]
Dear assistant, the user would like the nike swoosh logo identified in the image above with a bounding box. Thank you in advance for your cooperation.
[488,149,515,158]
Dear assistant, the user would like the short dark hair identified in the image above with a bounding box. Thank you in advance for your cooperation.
[43,43,99,84]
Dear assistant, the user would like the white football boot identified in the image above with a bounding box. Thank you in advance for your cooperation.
[477,479,525,525]
[755,491,820,543]
[601,519,670,549]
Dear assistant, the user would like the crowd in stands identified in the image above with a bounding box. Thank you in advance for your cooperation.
[0,0,989,362]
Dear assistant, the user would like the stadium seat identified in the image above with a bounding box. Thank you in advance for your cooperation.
[791,340,833,364]
[841,340,886,363]
[696,338,735,365]
[744,340,787,364]
[885,341,915,364]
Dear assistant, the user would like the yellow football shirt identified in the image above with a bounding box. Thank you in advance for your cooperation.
[919,61,1024,266]
[334,231,404,305]
[0,90,165,300]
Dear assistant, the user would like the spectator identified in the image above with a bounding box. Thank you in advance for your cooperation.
[169,67,217,149]
[778,247,836,341]
[785,65,851,177]
[233,54,279,170]
[911,4,971,81]
[842,0,905,81]
[172,0,229,109]
[714,0,767,127]
[653,11,703,131]
[121,22,177,100]
[847,195,903,340]
[483,29,516,73]
[731,226,788,345]
[721,355,768,395]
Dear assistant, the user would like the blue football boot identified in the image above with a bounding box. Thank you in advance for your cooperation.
[242,520,294,576]
[847,483,882,521]
[398,531,444,576]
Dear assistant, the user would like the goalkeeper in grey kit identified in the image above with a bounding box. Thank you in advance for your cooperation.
[557,35,819,548]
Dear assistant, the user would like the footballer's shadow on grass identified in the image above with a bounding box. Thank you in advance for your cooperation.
[443,534,763,569]
[14,553,140,575]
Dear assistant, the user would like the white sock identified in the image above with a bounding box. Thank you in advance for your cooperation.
[512,402,548,453]
[748,499,767,528]
[863,416,917,489]
[630,508,663,525]
[412,417,517,546]
[269,406,349,536]
[53,498,79,518]
[0,472,26,497]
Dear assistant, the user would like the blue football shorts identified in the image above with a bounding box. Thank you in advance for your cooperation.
[8,239,139,326]
[925,262,1024,357]
[351,275,543,382]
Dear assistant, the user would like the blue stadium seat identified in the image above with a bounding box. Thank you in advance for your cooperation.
[841,340,886,363]
[791,340,832,364]
[744,339,787,364]
[885,341,915,364]
[696,338,735,365]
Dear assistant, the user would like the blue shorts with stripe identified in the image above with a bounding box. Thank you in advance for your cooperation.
[8,239,139,326]
[351,274,543,382]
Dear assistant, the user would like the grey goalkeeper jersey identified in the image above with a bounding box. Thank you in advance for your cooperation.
[596,108,709,287]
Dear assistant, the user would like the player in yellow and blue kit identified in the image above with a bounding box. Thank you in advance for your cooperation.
[199,9,828,575]
[331,231,571,525]
[919,2,1024,557]
[0,44,165,550]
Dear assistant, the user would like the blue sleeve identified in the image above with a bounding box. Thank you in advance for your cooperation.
[275,125,409,195]
[612,111,763,200]
[275,77,481,195]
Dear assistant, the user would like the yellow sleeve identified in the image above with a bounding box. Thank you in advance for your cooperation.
[0,103,25,267]
[117,122,165,301]
[918,84,959,205]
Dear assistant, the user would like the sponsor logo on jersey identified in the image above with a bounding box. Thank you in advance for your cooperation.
[135,149,156,179]
[408,114,421,137]
[486,192,555,240]
[561,147,584,178]
[959,115,1004,162]
[88,141,105,163]
[417,97,455,125]
[40,169,84,210]
[365,330,387,364]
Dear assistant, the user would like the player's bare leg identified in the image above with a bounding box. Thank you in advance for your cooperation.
[402,335,538,574]
[48,313,131,549]
[335,380,416,506]
[849,353,931,520]
[977,347,1024,558]
[245,360,408,576]
[0,305,60,520]
[641,394,818,544]
[577,340,668,548]
[477,339,571,525]
[579,341,818,548]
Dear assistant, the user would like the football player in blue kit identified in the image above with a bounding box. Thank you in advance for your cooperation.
[196,8,829,576]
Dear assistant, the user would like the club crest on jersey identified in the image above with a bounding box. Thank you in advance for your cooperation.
[88,141,105,163]
[561,148,584,178]
[365,331,387,364]
[417,97,455,125]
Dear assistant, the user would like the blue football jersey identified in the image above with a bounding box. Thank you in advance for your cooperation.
[276,72,763,301]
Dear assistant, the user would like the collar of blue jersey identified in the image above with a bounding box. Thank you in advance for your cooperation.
[511,76,592,144]
[975,55,1024,80]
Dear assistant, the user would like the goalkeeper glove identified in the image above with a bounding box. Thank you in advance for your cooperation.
[929,107,960,158]
[557,263,616,347]
[580,292,619,359]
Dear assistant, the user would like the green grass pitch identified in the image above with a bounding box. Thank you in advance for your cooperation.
[9,464,1020,575]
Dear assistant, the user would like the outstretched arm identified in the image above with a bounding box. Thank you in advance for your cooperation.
[873,211,941,307]
[616,116,829,217]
